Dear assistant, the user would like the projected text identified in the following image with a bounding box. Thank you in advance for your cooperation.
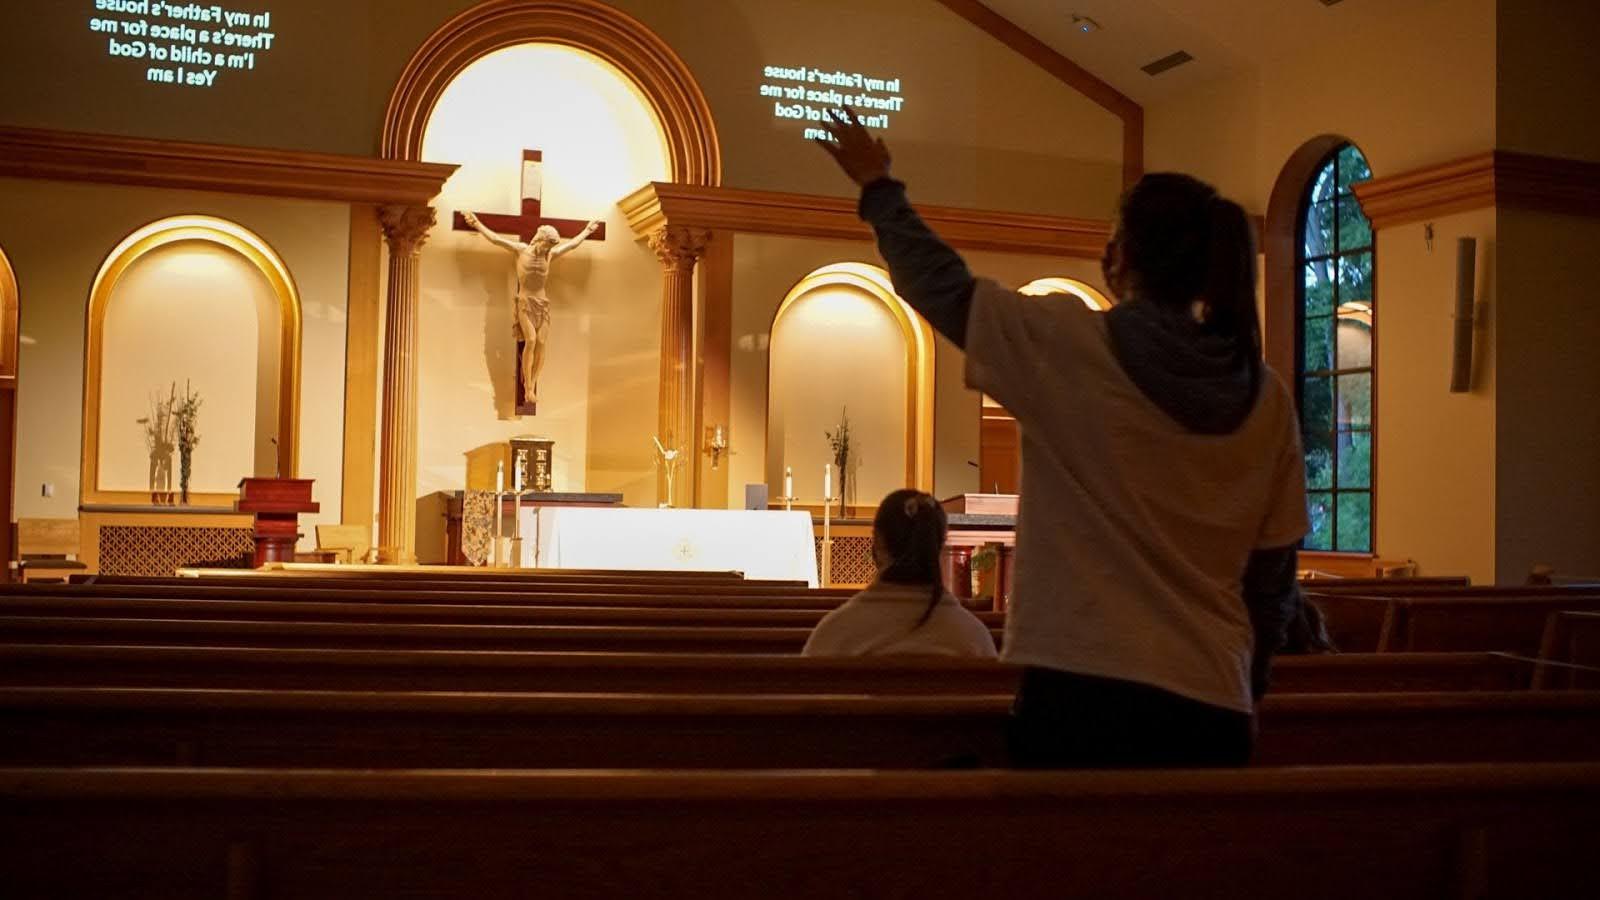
[760,65,905,140]
[88,1,278,89]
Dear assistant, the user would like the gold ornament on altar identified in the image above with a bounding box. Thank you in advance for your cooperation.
[653,436,685,509]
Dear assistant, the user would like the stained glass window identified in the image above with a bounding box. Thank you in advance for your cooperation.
[1298,145,1374,552]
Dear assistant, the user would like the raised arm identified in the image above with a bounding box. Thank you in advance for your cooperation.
[461,211,524,254]
[815,108,975,348]
[551,220,602,259]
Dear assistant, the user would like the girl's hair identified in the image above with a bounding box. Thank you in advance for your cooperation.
[1116,173,1262,378]
[872,488,949,628]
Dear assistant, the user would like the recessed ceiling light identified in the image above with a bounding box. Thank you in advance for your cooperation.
[1070,14,1101,34]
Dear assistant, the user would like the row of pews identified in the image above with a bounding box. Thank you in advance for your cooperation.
[2,568,1599,898]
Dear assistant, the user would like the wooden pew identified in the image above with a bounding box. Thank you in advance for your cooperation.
[1307,586,1600,654]
[1375,595,1600,656]
[0,687,1595,768]
[0,643,1536,694]
[81,573,839,596]
[4,764,1596,899]
[0,594,1006,628]
[4,581,859,608]
[1536,610,1600,689]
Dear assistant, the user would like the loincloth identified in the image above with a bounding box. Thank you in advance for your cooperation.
[513,295,551,342]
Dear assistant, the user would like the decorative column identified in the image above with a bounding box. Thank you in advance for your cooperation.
[648,226,712,505]
[375,205,436,564]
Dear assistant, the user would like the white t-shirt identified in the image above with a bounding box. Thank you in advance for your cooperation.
[965,279,1308,712]
[803,583,999,659]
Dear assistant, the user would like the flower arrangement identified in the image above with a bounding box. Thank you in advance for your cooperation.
[172,380,202,504]
[825,407,851,517]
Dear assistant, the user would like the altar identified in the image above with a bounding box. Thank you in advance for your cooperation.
[523,507,819,587]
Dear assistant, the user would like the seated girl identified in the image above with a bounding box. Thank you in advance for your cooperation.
[803,489,998,659]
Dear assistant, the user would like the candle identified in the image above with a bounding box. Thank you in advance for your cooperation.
[514,457,523,493]
[784,466,793,499]
[496,460,504,494]
[824,463,832,501]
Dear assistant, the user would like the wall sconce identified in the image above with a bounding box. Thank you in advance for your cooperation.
[704,424,732,469]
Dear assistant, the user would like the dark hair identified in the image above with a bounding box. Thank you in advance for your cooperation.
[872,489,948,628]
[1115,173,1262,378]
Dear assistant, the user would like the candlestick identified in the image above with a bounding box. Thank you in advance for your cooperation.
[821,468,833,589]
[496,460,505,494]
[513,456,523,493]
[824,463,832,501]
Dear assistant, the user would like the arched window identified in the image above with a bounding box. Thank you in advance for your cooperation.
[1298,144,1374,552]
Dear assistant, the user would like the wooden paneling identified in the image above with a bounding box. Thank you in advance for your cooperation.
[623,182,1112,258]
[340,205,382,529]
[0,127,454,206]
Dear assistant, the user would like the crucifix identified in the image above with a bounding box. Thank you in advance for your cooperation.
[455,149,607,416]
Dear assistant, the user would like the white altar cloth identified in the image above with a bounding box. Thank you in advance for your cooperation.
[522,507,819,586]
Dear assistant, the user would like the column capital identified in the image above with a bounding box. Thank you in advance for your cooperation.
[647,226,713,273]
[379,204,437,256]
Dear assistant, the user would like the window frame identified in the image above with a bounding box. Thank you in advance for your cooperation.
[1294,145,1376,554]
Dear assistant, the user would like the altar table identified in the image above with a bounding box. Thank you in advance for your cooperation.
[523,508,819,587]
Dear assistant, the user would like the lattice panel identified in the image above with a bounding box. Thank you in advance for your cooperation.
[99,526,254,576]
[817,535,875,587]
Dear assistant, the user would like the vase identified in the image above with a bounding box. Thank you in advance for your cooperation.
[837,468,848,518]
[179,449,192,505]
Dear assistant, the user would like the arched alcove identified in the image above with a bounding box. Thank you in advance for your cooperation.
[83,216,301,505]
[417,42,675,502]
[1018,276,1114,310]
[980,276,1111,493]
[767,263,934,508]
[383,0,720,185]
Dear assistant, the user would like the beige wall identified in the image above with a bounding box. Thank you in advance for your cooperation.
[0,178,349,543]
[0,0,1124,216]
[1143,0,1501,579]
[1372,210,1498,584]
[1494,209,1600,580]
[1497,1,1600,164]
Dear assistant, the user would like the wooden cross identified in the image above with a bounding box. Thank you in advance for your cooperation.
[451,149,608,242]
[452,149,607,415]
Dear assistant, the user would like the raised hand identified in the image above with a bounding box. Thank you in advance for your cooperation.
[813,107,892,186]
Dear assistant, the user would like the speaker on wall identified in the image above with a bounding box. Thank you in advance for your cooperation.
[1450,236,1478,394]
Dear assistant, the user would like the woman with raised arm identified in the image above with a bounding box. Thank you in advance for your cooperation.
[816,109,1308,768]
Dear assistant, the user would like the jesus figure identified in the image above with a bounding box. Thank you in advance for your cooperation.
[461,211,601,407]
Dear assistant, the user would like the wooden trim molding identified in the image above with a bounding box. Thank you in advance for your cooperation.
[381,0,720,187]
[0,127,455,207]
[622,182,1111,258]
[81,216,302,507]
[1353,150,1600,231]
[931,0,1143,186]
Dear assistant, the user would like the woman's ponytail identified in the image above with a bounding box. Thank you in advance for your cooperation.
[1204,196,1263,383]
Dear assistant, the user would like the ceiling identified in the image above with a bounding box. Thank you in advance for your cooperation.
[978,0,1387,104]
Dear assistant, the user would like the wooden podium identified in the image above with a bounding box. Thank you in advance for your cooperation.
[236,478,319,568]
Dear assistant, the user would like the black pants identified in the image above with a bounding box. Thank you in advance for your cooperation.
[1008,667,1254,769]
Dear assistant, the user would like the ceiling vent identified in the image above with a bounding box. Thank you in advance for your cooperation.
[1141,51,1194,76]
[1320,0,1346,6]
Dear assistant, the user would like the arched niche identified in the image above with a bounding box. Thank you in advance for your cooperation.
[767,263,935,507]
[0,244,16,383]
[82,216,301,505]
[383,0,720,186]
[979,276,1110,494]
[1018,276,1113,310]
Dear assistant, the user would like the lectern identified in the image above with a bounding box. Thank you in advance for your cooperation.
[236,478,319,567]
